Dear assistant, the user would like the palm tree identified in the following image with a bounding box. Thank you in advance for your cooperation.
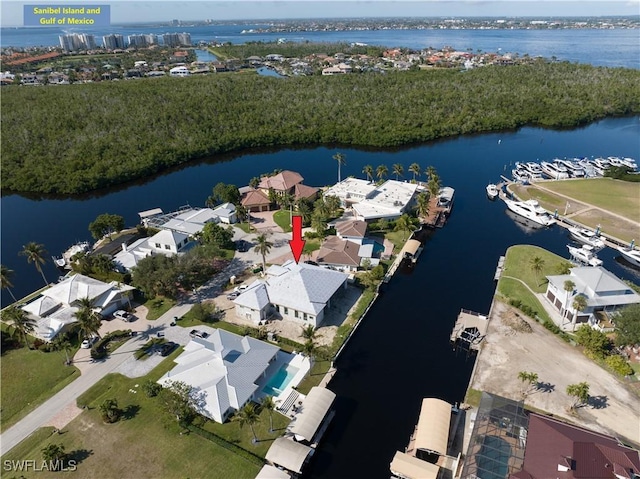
[517,371,539,397]
[415,192,430,219]
[311,212,328,238]
[408,163,421,181]
[1,264,18,303]
[427,174,441,200]
[563,280,576,320]
[571,294,588,331]
[362,164,374,182]
[99,398,121,423]
[52,333,73,365]
[566,382,589,409]
[74,296,102,341]
[20,242,49,286]
[236,205,249,225]
[376,164,388,182]
[333,152,346,183]
[295,200,312,226]
[234,402,261,444]
[530,256,545,286]
[301,324,317,342]
[254,234,273,274]
[426,165,437,181]
[394,214,415,241]
[392,163,404,180]
[3,305,36,348]
[302,339,316,359]
[261,395,276,433]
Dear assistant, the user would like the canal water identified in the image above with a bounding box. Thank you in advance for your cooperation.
[1,117,639,478]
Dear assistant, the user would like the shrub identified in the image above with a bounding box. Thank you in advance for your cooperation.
[142,379,162,397]
[605,354,634,376]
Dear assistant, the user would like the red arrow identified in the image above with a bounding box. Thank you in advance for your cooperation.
[289,215,306,264]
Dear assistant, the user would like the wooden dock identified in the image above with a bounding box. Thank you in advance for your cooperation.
[494,256,505,281]
[450,309,489,352]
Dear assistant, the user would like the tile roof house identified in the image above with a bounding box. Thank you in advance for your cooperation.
[258,170,304,194]
[157,330,280,423]
[234,260,348,328]
[241,188,271,212]
[545,266,640,331]
[336,220,368,243]
[21,274,134,341]
[510,413,640,479]
[316,236,362,272]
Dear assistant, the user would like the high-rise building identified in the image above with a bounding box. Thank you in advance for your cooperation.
[59,33,96,51]
[102,34,126,50]
[79,34,96,50]
[163,32,191,47]
[178,32,192,46]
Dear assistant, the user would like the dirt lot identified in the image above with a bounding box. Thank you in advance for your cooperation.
[471,300,640,445]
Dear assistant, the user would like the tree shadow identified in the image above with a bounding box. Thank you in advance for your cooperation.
[588,395,608,410]
[536,381,555,393]
[66,448,93,466]
[122,404,141,420]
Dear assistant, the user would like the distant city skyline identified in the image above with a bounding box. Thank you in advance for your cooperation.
[2,1,639,27]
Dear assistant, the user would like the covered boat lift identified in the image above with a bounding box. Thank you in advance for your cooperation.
[414,398,452,459]
[265,438,313,475]
[400,239,422,262]
[290,386,336,444]
[255,464,290,479]
[390,451,440,479]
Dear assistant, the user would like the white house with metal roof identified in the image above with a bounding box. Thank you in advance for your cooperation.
[113,229,190,272]
[20,274,134,341]
[233,260,349,328]
[545,266,640,331]
[158,329,284,423]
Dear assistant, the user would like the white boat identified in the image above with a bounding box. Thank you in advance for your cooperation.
[607,156,626,168]
[522,162,544,179]
[618,244,640,268]
[486,184,499,199]
[540,161,569,179]
[53,241,91,269]
[567,244,603,267]
[503,198,556,226]
[620,157,638,170]
[437,186,455,211]
[555,159,585,178]
[591,158,611,176]
[568,227,605,250]
[512,167,530,183]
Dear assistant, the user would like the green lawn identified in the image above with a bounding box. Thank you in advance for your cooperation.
[296,360,332,395]
[2,353,261,479]
[273,209,292,232]
[0,345,80,432]
[142,296,177,320]
[497,278,552,324]
[303,238,321,254]
[500,244,569,293]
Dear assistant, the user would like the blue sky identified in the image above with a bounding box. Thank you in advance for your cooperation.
[2,1,639,27]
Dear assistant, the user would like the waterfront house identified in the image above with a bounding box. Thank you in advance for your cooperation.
[510,413,640,479]
[545,266,640,331]
[113,229,190,272]
[169,65,190,77]
[21,274,134,341]
[245,170,318,210]
[158,329,309,423]
[147,205,235,236]
[240,188,272,213]
[335,220,368,244]
[316,236,362,272]
[233,260,349,328]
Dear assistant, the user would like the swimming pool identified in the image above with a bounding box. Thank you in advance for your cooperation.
[262,365,299,396]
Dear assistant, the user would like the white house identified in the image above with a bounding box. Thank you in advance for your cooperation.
[169,65,190,77]
[545,266,640,331]
[113,229,190,271]
[21,274,135,341]
[234,260,349,328]
[157,330,312,423]
[156,206,236,236]
[323,178,377,208]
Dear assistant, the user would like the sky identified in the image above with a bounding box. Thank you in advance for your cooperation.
[2,1,639,27]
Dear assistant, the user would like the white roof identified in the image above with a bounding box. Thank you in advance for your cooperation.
[290,386,335,442]
[37,274,113,306]
[158,330,278,423]
[138,207,163,219]
[352,180,418,220]
[265,438,312,474]
[212,202,236,218]
[113,237,154,271]
[160,208,220,235]
[323,178,377,202]
[255,464,290,479]
[265,260,348,315]
[390,451,440,479]
[547,266,640,309]
[414,398,451,456]
[233,282,271,311]
[149,229,189,248]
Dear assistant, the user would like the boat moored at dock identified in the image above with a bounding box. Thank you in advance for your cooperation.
[486,184,499,200]
[617,242,640,268]
[540,161,569,179]
[52,241,91,269]
[503,198,556,227]
[567,244,603,267]
[568,226,605,250]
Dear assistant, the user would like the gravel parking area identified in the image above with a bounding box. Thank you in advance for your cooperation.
[471,300,640,444]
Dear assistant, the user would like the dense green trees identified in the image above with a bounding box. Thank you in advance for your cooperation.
[88,213,125,241]
[200,222,235,250]
[3,63,639,195]
[613,303,640,347]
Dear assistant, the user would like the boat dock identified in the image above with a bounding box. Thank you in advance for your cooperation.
[494,256,505,281]
[450,309,489,352]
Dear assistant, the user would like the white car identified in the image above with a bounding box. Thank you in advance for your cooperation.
[113,310,132,322]
[233,284,248,293]
[81,337,97,349]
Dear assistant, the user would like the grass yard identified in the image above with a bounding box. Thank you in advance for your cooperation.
[273,209,293,233]
[2,353,261,479]
[296,360,332,395]
[303,237,321,254]
[500,244,570,293]
[0,346,80,432]
[142,296,176,320]
[497,277,552,324]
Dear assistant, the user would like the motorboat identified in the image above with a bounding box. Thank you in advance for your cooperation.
[505,209,545,234]
[522,162,544,180]
[52,241,90,269]
[617,244,640,268]
[620,157,638,170]
[567,244,603,267]
[486,184,499,199]
[607,156,626,168]
[591,157,611,176]
[577,158,599,177]
[555,159,585,178]
[437,186,455,211]
[512,167,530,183]
[540,161,569,180]
[503,198,556,226]
[568,226,605,250]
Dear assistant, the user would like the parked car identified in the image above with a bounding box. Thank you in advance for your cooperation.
[236,240,249,252]
[233,284,248,293]
[113,310,132,322]
[227,291,239,299]
[81,336,98,349]
[189,329,209,339]
[189,329,199,338]
[160,342,178,357]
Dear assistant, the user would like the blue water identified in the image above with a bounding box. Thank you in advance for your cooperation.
[256,66,286,78]
[2,25,639,68]
[194,48,218,62]
[263,365,299,395]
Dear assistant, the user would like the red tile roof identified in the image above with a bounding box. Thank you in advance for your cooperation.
[293,183,319,200]
[336,220,367,238]
[258,170,303,192]
[511,413,640,479]
[241,189,270,207]
[316,237,360,267]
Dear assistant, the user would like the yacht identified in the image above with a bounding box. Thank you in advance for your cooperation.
[512,167,530,183]
[568,226,605,250]
[503,198,556,226]
[486,184,499,200]
[567,244,603,267]
[617,244,640,268]
[591,157,611,176]
[577,158,598,177]
[555,159,585,178]
[620,157,638,170]
[540,161,569,179]
[522,162,544,179]
[607,156,626,168]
